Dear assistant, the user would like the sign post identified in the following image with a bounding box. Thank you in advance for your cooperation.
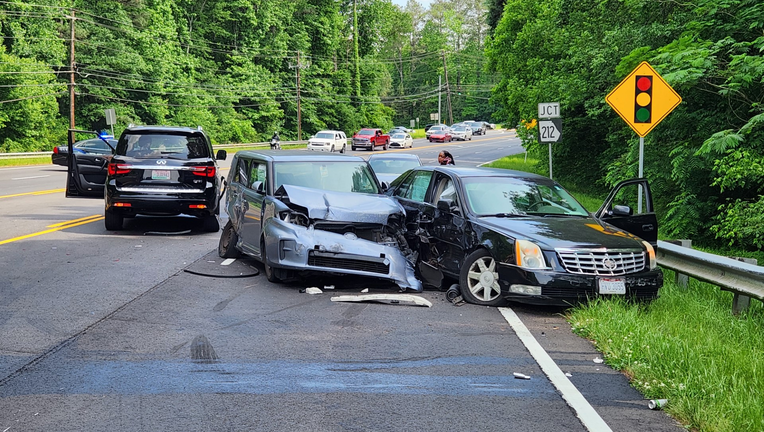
[538,103,562,179]
[606,61,681,211]
[104,108,116,138]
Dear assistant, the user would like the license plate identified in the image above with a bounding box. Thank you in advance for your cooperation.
[598,277,626,295]
[152,170,171,180]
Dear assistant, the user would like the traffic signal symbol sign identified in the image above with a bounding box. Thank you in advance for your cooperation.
[634,75,652,123]
[606,61,681,137]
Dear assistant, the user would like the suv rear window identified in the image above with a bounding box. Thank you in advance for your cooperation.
[116,133,210,159]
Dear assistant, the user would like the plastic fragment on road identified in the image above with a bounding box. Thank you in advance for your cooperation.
[324,285,335,290]
[513,372,531,380]
[565,372,573,377]
[331,294,432,307]
[361,288,369,293]
[593,357,604,364]
[648,399,668,410]
[305,287,323,295]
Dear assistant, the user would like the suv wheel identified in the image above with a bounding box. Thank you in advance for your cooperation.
[203,215,220,232]
[218,221,240,258]
[340,143,346,153]
[105,209,123,231]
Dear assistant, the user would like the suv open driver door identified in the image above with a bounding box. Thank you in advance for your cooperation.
[65,129,115,198]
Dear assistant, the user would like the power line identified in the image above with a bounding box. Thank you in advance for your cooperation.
[0,91,66,104]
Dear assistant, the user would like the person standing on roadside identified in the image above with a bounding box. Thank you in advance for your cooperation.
[438,150,455,165]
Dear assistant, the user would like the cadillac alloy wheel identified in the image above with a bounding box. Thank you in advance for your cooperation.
[459,249,505,306]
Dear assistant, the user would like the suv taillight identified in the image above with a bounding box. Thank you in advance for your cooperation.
[108,163,131,175]
[53,147,59,154]
[191,166,216,177]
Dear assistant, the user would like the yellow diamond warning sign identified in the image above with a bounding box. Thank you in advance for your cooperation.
[606,61,681,137]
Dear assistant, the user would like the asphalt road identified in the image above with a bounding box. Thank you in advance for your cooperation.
[0,130,682,431]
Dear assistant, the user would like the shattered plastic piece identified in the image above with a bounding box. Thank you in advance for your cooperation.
[593,357,604,364]
[648,399,667,410]
[134,245,142,248]
[361,288,369,293]
[305,287,323,295]
[331,294,432,307]
[565,372,573,377]
[324,285,335,290]
[513,373,531,380]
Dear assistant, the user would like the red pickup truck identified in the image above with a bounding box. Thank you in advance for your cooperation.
[352,128,390,151]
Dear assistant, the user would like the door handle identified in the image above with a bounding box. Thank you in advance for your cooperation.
[642,224,654,232]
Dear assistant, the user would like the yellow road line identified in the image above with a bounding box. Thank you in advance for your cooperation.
[0,188,65,199]
[0,215,104,246]
[47,214,102,228]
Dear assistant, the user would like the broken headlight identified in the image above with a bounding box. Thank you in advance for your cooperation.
[279,210,309,227]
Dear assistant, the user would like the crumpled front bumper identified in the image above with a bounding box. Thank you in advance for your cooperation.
[263,218,422,292]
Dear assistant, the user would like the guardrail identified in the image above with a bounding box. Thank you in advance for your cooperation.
[657,240,764,315]
[0,142,313,160]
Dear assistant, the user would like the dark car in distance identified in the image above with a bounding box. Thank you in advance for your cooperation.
[386,166,662,306]
[104,125,226,232]
[52,137,116,166]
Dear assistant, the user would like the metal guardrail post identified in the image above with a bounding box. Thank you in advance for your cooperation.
[730,257,757,315]
[657,240,764,316]
[665,239,692,289]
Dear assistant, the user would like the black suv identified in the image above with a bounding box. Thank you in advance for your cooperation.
[104,125,226,231]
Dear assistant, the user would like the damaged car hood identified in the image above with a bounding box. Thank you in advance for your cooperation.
[277,184,405,223]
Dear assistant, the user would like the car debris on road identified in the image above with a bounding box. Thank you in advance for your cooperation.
[331,294,432,307]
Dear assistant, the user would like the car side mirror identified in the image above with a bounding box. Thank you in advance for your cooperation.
[380,181,390,192]
[438,199,459,213]
[216,149,227,160]
[252,181,266,194]
[611,204,632,216]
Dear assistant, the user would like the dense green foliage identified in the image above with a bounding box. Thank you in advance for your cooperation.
[486,0,764,251]
[0,0,496,151]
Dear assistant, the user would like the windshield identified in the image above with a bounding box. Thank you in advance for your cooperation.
[116,133,209,159]
[274,161,379,194]
[357,130,374,136]
[314,132,334,139]
[391,133,406,139]
[369,158,420,175]
[463,177,589,216]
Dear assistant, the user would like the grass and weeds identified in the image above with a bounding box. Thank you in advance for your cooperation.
[0,156,52,167]
[568,276,764,431]
[487,152,764,431]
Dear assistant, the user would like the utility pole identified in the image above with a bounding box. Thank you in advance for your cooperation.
[442,51,453,125]
[438,75,441,125]
[353,0,360,101]
[69,9,76,146]
[289,52,310,141]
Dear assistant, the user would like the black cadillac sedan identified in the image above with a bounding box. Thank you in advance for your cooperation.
[386,166,663,306]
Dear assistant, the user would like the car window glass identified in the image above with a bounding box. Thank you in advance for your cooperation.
[463,177,588,216]
[395,171,431,202]
[235,157,249,185]
[610,183,649,215]
[117,133,209,160]
[432,176,458,206]
[273,161,378,194]
[248,162,268,189]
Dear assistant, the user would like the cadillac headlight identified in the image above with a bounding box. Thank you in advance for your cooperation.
[515,239,546,269]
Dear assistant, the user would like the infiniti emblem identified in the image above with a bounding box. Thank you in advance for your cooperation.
[156,160,167,165]
[602,259,617,270]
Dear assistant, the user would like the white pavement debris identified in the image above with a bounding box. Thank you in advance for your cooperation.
[331,294,432,307]
[324,285,335,290]
[361,288,369,293]
[513,372,531,380]
[305,287,323,295]
[593,357,604,364]
[134,244,142,248]
[565,372,573,377]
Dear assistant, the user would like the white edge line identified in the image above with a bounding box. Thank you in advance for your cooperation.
[499,307,613,432]
[220,258,236,266]
[11,175,50,180]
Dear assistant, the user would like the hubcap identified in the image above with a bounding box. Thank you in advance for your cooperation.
[467,257,500,302]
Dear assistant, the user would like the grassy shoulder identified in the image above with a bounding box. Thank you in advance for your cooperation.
[0,156,52,167]
[568,277,764,431]
[487,152,764,431]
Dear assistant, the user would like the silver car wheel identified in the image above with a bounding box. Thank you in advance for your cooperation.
[466,256,501,302]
